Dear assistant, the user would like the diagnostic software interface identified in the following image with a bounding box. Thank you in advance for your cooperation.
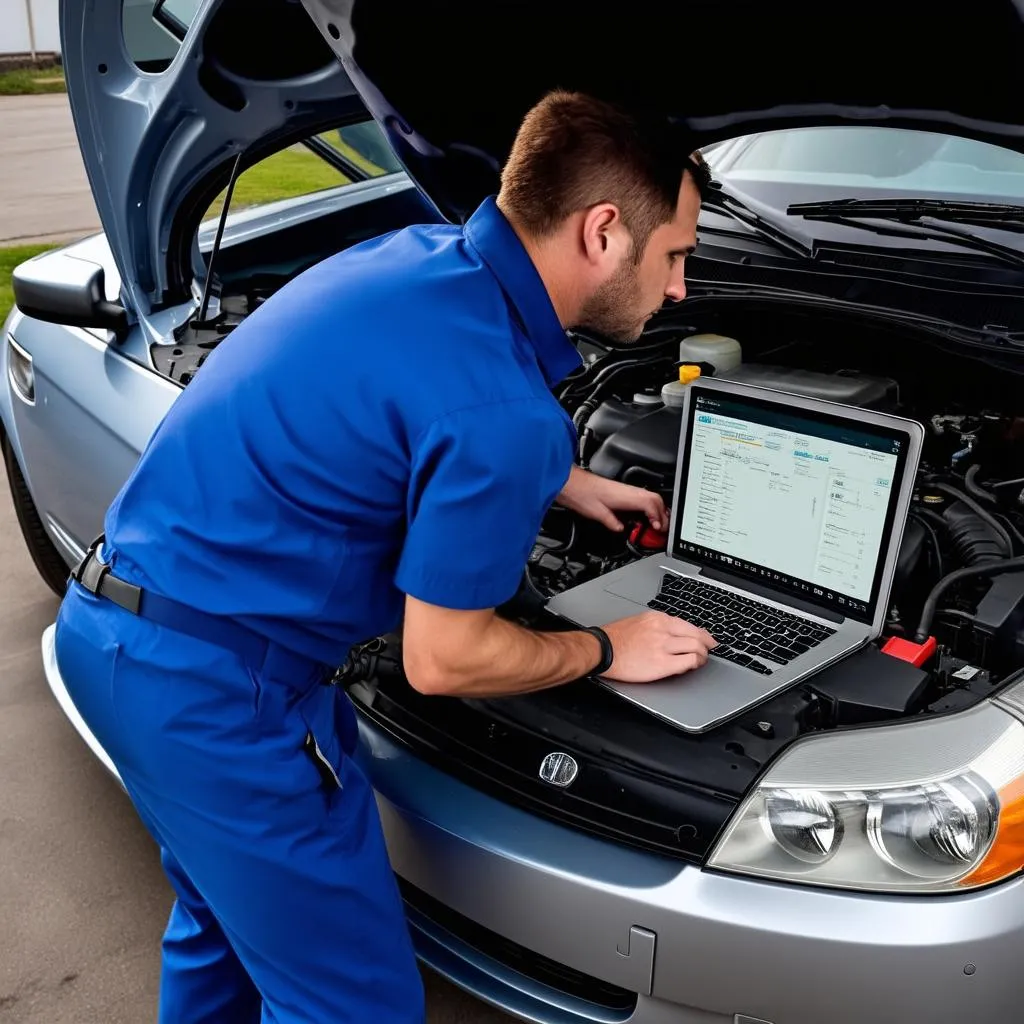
[678,393,902,611]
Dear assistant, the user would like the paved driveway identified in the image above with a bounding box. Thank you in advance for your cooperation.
[0,94,101,246]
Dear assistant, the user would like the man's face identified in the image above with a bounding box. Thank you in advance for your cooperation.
[576,174,701,343]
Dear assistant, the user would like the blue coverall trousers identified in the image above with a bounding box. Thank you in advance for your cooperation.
[54,581,425,1024]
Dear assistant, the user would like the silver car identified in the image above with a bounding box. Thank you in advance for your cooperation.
[6,1,1024,1021]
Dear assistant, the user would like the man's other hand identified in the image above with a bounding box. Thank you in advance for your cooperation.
[556,467,668,533]
[601,610,716,683]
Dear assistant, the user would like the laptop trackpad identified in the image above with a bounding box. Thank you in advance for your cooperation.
[604,572,660,606]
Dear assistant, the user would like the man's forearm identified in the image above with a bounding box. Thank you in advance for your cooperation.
[407,614,602,697]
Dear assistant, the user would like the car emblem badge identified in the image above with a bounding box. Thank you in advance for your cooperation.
[539,751,578,788]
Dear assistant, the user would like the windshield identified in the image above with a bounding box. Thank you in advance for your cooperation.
[711,127,1024,204]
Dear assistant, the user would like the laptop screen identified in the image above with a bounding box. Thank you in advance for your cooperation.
[674,386,913,624]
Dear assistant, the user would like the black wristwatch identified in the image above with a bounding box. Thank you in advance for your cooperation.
[580,626,614,676]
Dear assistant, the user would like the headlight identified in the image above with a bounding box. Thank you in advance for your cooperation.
[708,696,1024,893]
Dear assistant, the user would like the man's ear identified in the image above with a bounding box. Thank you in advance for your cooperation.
[581,203,629,267]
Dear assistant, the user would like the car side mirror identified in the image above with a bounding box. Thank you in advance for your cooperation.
[12,257,129,340]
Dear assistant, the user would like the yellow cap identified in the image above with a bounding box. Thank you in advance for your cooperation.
[679,365,702,384]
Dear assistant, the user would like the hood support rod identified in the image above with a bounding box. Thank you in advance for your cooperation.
[196,151,243,326]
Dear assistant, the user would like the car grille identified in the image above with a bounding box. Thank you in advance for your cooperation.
[353,679,746,863]
[398,878,638,1015]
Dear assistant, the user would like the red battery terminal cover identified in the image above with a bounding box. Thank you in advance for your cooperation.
[629,521,668,551]
[882,635,938,667]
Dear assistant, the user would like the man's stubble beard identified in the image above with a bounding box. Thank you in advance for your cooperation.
[574,257,646,344]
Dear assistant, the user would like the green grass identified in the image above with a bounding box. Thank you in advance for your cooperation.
[205,146,351,220]
[0,145,352,325]
[0,65,66,96]
[1,245,56,324]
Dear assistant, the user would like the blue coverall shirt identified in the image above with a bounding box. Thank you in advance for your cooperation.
[104,196,582,667]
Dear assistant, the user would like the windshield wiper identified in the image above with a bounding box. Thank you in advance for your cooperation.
[703,183,813,260]
[790,198,1024,230]
[787,200,1024,269]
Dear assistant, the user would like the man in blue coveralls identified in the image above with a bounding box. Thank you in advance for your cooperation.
[54,90,715,1023]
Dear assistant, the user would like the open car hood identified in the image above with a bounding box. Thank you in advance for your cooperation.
[61,0,367,316]
[63,0,1024,316]
[298,0,1024,224]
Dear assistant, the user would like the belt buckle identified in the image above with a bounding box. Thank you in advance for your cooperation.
[71,534,102,583]
[72,534,108,592]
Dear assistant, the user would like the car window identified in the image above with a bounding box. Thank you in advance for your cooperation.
[122,0,185,71]
[716,127,1024,200]
[153,0,201,38]
[200,119,398,225]
[324,123,404,177]
[203,144,350,224]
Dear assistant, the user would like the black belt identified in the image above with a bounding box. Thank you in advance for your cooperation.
[70,537,331,682]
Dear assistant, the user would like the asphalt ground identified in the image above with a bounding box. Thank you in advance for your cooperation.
[0,95,102,246]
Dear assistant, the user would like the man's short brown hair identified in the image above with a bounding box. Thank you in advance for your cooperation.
[497,90,710,260]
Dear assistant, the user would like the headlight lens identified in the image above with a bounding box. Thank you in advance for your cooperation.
[761,788,843,864]
[865,778,995,876]
[708,697,1024,893]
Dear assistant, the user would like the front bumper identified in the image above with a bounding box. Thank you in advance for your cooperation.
[360,712,1024,1024]
[43,625,1024,1024]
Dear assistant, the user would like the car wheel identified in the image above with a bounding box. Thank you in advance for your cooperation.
[2,437,70,597]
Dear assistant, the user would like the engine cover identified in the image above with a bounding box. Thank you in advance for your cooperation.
[722,365,898,409]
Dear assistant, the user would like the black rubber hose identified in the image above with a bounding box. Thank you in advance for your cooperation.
[943,501,1006,566]
[995,512,1024,553]
[915,557,1024,641]
[915,507,948,532]
[964,464,997,505]
[909,511,944,578]
[928,482,1013,556]
[560,353,669,403]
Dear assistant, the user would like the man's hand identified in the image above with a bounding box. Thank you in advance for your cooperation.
[602,611,716,683]
[402,598,716,698]
[557,467,668,533]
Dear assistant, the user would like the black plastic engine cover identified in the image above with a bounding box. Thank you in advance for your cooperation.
[587,405,682,491]
[722,365,899,409]
[586,365,898,488]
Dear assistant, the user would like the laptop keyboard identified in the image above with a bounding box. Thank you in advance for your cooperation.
[648,575,836,675]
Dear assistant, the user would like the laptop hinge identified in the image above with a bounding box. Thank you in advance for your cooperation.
[697,565,845,624]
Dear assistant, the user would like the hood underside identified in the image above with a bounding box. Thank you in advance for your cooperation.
[300,0,1024,222]
[61,0,366,316]
[62,0,1024,316]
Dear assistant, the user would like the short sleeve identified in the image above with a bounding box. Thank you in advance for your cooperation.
[395,399,573,610]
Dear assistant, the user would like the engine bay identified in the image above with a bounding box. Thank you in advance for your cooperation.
[335,296,1024,860]
[520,303,1024,692]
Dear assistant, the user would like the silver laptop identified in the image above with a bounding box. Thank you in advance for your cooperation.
[547,375,924,733]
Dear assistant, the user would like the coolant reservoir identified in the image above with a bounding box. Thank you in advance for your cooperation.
[678,333,742,374]
[661,364,702,408]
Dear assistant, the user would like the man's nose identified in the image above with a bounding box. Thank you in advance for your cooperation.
[665,274,687,302]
